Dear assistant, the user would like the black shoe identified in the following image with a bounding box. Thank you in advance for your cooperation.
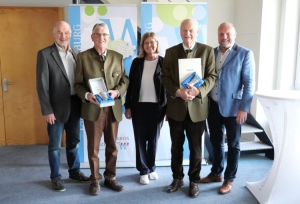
[69,171,90,183]
[89,182,100,195]
[104,179,124,192]
[167,179,184,193]
[189,182,200,198]
[52,178,66,192]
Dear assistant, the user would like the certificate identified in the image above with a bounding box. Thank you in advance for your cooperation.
[88,77,107,94]
[178,58,202,89]
[88,77,115,107]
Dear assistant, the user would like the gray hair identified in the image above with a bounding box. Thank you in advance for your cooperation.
[92,22,109,34]
[52,21,71,34]
[180,18,199,31]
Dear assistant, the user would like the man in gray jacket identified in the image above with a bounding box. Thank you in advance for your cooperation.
[36,21,89,192]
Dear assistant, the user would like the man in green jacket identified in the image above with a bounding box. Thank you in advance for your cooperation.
[75,22,129,196]
[161,18,217,198]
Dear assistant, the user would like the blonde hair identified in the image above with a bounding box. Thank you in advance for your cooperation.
[138,32,160,58]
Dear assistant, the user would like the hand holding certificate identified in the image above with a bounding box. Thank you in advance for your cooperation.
[181,71,204,89]
[178,58,203,89]
[88,77,115,107]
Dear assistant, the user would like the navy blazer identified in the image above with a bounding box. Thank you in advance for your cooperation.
[125,56,167,109]
[214,43,255,117]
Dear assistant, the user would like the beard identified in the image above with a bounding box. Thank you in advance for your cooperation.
[220,40,233,49]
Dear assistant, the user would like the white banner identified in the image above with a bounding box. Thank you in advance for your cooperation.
[69,4,173,167]
[69,3,208,167]
[141,2,208,162]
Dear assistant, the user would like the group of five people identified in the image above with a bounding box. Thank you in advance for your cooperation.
[36,18,255,198]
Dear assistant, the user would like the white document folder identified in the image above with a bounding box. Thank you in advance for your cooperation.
[178,58,202,89]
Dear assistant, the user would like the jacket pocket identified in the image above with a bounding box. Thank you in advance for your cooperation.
[232,92,242,99]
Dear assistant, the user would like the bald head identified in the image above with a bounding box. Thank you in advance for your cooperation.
[52,21,71,51]
[180,18,199,48]
[53,21,71,34]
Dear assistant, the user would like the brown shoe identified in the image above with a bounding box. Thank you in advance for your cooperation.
[200,173,223,183]
[104,179,124,192]
[167,179,184,193]
[189,182,200,198]
[219,180,233,194]
[89,182,100,195]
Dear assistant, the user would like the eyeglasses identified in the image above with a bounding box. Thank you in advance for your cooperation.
[93,33,109,37]
[144,41,156,45]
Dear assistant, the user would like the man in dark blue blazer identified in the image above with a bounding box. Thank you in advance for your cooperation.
[200,22,255,195]
[36,21,89,192]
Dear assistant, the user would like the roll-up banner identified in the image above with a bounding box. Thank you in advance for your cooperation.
[69,2,208,168]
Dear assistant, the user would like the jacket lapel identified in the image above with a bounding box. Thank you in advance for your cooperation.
[70,49,77,63]
[50,43,69,79]
[221,43,238,68]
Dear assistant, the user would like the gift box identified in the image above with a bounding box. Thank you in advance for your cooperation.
[181,71,204,89]
[88,77,115,107]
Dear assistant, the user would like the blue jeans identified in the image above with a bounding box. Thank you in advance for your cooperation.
[207,99,241,181]
[47,96,81,180]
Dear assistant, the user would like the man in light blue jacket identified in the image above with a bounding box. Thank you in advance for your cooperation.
[200,22,255,195]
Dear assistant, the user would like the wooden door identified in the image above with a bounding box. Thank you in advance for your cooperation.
[0,7,63,145]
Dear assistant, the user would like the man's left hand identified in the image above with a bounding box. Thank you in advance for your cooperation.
[236,110,247,124]
[186,83,200,97]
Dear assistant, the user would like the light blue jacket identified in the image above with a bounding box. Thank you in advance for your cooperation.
[214,43,255,117]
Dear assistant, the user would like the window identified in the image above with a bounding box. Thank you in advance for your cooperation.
[295,24,300,90]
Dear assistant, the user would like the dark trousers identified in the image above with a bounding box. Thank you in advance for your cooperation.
[84,107,118,183]
[207,99,241,181]
[168,111,205,183]
[131,103,165,175]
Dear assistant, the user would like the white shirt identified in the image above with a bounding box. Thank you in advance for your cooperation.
[139,58,158,103]
[210,47,231,101]
[56,43,76,95]
[182,42,196,51]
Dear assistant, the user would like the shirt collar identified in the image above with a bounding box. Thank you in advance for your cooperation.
[94,48,107,56]
[182,42,196,51]
[217,45,232,54]
[55,42,72,53]
[101,50,107,56]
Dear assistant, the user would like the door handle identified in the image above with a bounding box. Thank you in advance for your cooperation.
[2,78,14,92]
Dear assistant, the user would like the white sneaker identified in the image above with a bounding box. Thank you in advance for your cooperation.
[149,172,158,180]
[140,175,149,185]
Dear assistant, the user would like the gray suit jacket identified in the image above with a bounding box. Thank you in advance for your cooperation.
[36,43,80,123]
